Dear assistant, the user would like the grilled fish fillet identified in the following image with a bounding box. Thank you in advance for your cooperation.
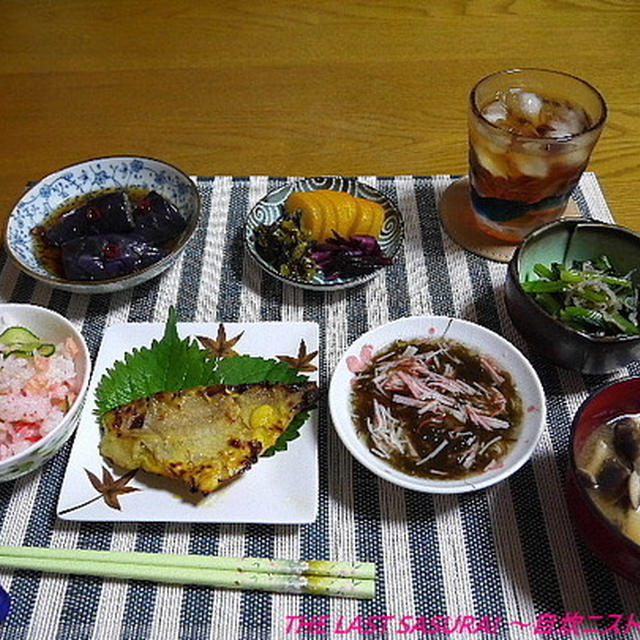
[99,382,318,493]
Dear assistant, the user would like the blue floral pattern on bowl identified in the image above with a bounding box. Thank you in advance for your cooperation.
[245,177,404,291]
[6,156,200,294]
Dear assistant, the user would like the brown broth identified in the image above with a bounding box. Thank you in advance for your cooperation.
[577,414,640,545]
[351,338,523,480]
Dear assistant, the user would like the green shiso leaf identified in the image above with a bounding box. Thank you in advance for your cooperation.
[214,355,306,385]
[262,410,309,457]
[94,307,312,454]
[95,308,220,415]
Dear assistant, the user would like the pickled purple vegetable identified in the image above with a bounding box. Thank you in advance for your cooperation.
[311,233,392,280]
[44,191,135,247]
[61,234,166,281]
[133,191,187,243]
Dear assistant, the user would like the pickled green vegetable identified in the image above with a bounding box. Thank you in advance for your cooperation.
[254,212,318,281]
[522,254,640,337]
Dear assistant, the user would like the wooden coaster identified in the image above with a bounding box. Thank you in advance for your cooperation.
[438,176,581,263]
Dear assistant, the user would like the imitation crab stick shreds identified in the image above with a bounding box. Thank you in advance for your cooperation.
[349,338,523,480]
[285,190,385,242]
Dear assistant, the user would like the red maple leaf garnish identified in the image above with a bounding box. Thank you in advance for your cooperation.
[58,467,140,515]
[198,323,244,358]
[277,339,318,372]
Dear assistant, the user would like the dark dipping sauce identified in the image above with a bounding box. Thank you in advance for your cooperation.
[351,338,523,480]
[32,187,186,281]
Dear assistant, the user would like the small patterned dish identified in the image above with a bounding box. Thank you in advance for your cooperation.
[244,177,403,291]
[0,304,91,483]
[5,156,200,294]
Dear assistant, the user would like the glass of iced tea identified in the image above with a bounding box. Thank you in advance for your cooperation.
[468,68,606,242]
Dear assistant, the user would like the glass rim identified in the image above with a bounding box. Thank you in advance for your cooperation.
[470,67,608,142]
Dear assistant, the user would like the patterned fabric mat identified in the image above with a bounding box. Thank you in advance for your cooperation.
[0,173,637,640]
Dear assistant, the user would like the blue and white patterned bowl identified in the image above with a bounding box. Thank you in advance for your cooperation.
[245,177,404,291]
[0,304,91,483]
[5,156,200,294]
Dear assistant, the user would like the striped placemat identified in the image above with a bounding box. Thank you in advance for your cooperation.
[0,173,637,640]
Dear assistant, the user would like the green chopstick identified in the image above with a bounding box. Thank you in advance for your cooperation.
[0,545,374,579]
[0,546,375,599]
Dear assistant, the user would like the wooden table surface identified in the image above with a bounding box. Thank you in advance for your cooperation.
[1,0,639,230]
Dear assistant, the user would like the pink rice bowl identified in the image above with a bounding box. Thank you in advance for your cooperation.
[0,304,90,482]
[0,338,81,460]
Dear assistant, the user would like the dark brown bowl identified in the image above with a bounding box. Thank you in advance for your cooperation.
[505,219,640,374]
[567,376,640,583]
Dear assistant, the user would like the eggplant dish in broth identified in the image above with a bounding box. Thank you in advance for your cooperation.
[350,338,523,480]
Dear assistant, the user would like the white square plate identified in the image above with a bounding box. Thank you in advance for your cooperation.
[57,321,319,523]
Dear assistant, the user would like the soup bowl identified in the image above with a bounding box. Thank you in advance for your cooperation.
[567,376,640,583]
[329,316,546,493]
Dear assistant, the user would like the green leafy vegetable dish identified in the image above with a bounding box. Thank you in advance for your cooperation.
[521,254,640,337]
[95,308,319,496]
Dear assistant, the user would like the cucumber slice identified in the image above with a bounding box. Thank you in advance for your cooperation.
[35,344,56,357]
[5,343,55,357]
[0,326,40,345]
[0,326,57,357]
[5,348,37,358]
[3,341,41,355]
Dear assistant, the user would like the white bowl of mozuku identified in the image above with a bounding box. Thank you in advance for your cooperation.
[329,316,546,493]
